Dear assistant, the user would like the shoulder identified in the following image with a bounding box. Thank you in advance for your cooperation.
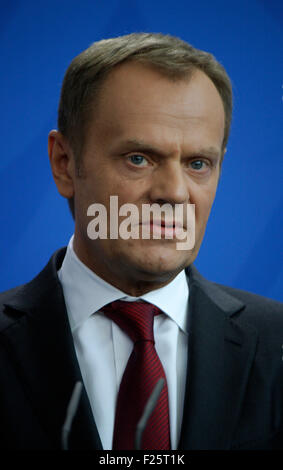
[214,282,283,340]
[187,264,283,337]
[215,282,283,314]
[0,247,67,333]
[0,285,25,332]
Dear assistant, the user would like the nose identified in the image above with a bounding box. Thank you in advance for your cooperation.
[149,161,189,205]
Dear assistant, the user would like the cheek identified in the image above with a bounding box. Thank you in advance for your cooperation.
[194,187,217,226]
[111,179,145,205]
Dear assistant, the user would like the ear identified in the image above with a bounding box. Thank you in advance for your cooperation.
[48,130,75,199]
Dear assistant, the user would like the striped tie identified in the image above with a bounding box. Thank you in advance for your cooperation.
[101,300,171,450]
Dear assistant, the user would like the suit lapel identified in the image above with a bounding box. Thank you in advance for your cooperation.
[178,266,258,449]
[3,248,102,450]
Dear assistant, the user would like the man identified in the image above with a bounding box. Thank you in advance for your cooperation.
[0,33,282,450]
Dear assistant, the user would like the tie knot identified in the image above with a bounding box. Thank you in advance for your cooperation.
[101,300,161,343]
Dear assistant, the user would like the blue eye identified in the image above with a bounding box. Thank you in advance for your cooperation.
[129,154,147,166]
[191,160,205,170]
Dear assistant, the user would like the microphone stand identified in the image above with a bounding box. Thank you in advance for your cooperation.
[61,377,164,450]
[134,378,165,450]
[61,381,83,450]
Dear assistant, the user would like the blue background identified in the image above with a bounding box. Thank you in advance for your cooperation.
[0,0,282,301]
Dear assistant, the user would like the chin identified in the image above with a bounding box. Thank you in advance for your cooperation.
[124,245,193,280]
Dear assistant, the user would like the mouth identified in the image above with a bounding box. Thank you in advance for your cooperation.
[140,220,186,238]
[143,219,185,228]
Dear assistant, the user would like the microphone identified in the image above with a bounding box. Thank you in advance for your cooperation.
[61,377,164,450]
[134,377,165,450]
[61,381,83,450]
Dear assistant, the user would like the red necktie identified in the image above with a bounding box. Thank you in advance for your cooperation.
[101,300,171,450]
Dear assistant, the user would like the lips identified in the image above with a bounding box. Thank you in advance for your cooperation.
[138,220,187,239]
[149,220,185,229]
[159,220,172,227]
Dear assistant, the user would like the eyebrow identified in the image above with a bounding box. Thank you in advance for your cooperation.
[115,138,221,159]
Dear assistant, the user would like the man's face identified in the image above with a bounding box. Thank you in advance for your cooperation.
[61,63,225,293]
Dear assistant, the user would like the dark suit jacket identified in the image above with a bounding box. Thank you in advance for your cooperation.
[0,247,283,450]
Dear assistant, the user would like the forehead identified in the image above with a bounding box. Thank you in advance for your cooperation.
[87,62,225,152]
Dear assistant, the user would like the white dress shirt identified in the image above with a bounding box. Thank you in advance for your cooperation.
[58,235,189,450]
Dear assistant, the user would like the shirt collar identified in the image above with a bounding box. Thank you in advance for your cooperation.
[58,236,189,334]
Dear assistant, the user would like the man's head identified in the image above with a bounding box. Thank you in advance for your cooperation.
[48,33,232,295]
